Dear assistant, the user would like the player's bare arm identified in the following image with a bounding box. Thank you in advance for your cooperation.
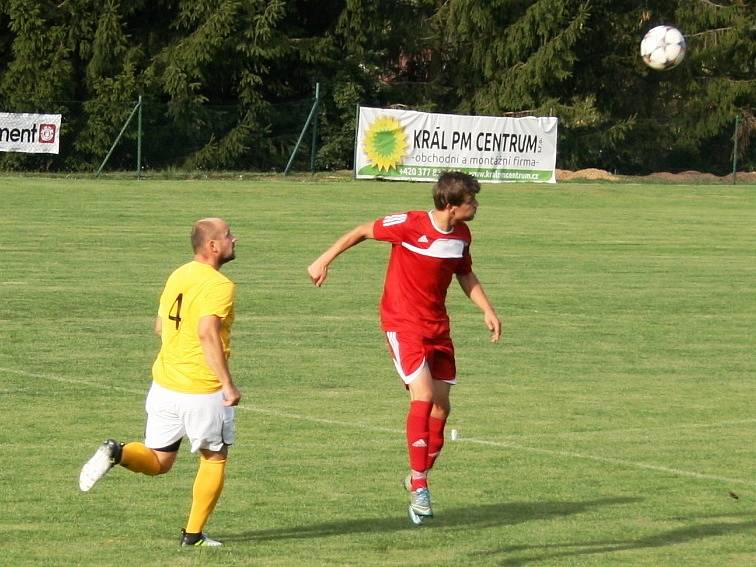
[154,317,162,336]
[198,314,241,406]
[308,221,375,287]
[456,271,502,342]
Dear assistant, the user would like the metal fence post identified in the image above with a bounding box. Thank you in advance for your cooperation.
[284,83,321,175]
[732,115,740,185]
[95,99,141,177]
[137,95,143,179]
[309,83,320,173]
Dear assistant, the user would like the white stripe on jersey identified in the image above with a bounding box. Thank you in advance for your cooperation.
[401,238,465,259]
[382,213,408,227]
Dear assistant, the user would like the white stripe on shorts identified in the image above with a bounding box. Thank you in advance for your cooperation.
[386,331,426,385]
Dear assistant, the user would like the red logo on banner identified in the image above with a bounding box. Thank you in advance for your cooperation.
[39,123,56,143]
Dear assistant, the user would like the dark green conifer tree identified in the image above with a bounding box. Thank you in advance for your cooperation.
[0,0,77,169]
[434,0,754,173]
[674,0,755,171]
[0,0,750,172]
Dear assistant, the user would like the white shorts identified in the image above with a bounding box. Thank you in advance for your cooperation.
[144,381,236,453]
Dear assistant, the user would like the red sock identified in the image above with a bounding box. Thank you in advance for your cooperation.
[427,415,447,471]
[406,400,432,490]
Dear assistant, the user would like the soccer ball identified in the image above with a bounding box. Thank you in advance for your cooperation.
[640,25,686,70]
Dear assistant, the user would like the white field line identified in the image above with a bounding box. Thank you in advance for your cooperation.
[2,366,755,488]
[505,417,756,440]
[462,437,756,487]
[245,407,756,487]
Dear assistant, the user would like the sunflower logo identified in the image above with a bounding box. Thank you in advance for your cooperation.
[362,116,408,172]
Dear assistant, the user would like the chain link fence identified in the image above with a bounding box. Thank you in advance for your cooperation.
[0,98,752,178]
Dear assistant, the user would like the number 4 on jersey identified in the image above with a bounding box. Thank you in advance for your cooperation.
[169,293,183,329]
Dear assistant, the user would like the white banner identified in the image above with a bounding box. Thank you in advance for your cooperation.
[0,112,61,154]
[355,107,558,183]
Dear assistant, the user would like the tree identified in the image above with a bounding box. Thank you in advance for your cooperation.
[0,0,87,170]
[433,0,754,173]
[0,0,750,173]
[674,0,755,171]
[433,0,641,171]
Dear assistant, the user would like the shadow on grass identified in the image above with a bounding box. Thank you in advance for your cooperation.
[222,497,639,542]
[487,514,756,565]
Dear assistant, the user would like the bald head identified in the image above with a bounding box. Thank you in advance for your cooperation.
[191,217,236,268]
[191,218,227,252]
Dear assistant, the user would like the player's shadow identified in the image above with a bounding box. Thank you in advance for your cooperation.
[481,513,756,565]
[223,497,639,542]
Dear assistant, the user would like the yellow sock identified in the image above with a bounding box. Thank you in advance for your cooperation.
[185,457,226,534]
[120,442,161,475]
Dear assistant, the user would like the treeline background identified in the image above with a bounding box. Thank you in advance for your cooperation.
[0,0,753,174]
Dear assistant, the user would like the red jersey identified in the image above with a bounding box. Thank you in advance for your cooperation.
[372,210,473,338]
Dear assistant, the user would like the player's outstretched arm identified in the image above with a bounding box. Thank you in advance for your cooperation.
[457,271,502,342]
[307,222,374,287]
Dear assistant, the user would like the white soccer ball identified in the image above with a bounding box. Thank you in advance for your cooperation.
[640,25,686,71]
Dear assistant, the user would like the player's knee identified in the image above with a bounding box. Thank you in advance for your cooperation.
[200,446,228,461]
[154,452,178,474]
[433,403,451,418]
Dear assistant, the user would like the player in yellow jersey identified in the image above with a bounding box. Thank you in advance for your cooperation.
[79,218,242,548]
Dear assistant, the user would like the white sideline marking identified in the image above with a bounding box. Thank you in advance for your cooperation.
[508,418,756,440]
[3,366,755,488]
[246,407,756,487]
[0,367,148,395]
[462,437,756,487]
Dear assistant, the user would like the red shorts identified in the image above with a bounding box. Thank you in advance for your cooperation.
[385,331,457,385]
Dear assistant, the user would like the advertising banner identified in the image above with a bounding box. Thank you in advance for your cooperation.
[355,107,557,183]
[0,112,61,154]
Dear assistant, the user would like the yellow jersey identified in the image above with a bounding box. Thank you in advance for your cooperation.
[152,261,235,394]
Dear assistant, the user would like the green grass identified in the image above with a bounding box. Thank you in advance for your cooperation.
[0,175,754,566]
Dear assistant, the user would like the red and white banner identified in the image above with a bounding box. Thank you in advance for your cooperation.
[0,112,61,154]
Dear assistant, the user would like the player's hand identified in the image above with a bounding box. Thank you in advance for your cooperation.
[222,384,241,406]
[307,261,329,287]
[485,311,501,343]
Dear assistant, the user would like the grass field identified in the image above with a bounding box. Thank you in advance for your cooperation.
[1,175,754,566]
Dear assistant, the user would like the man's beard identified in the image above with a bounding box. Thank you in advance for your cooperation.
[219,250,236,265]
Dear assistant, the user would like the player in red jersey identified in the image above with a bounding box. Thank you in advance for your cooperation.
[308,171,501,525]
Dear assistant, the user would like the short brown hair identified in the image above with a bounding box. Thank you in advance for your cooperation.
[432,171,480,209]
